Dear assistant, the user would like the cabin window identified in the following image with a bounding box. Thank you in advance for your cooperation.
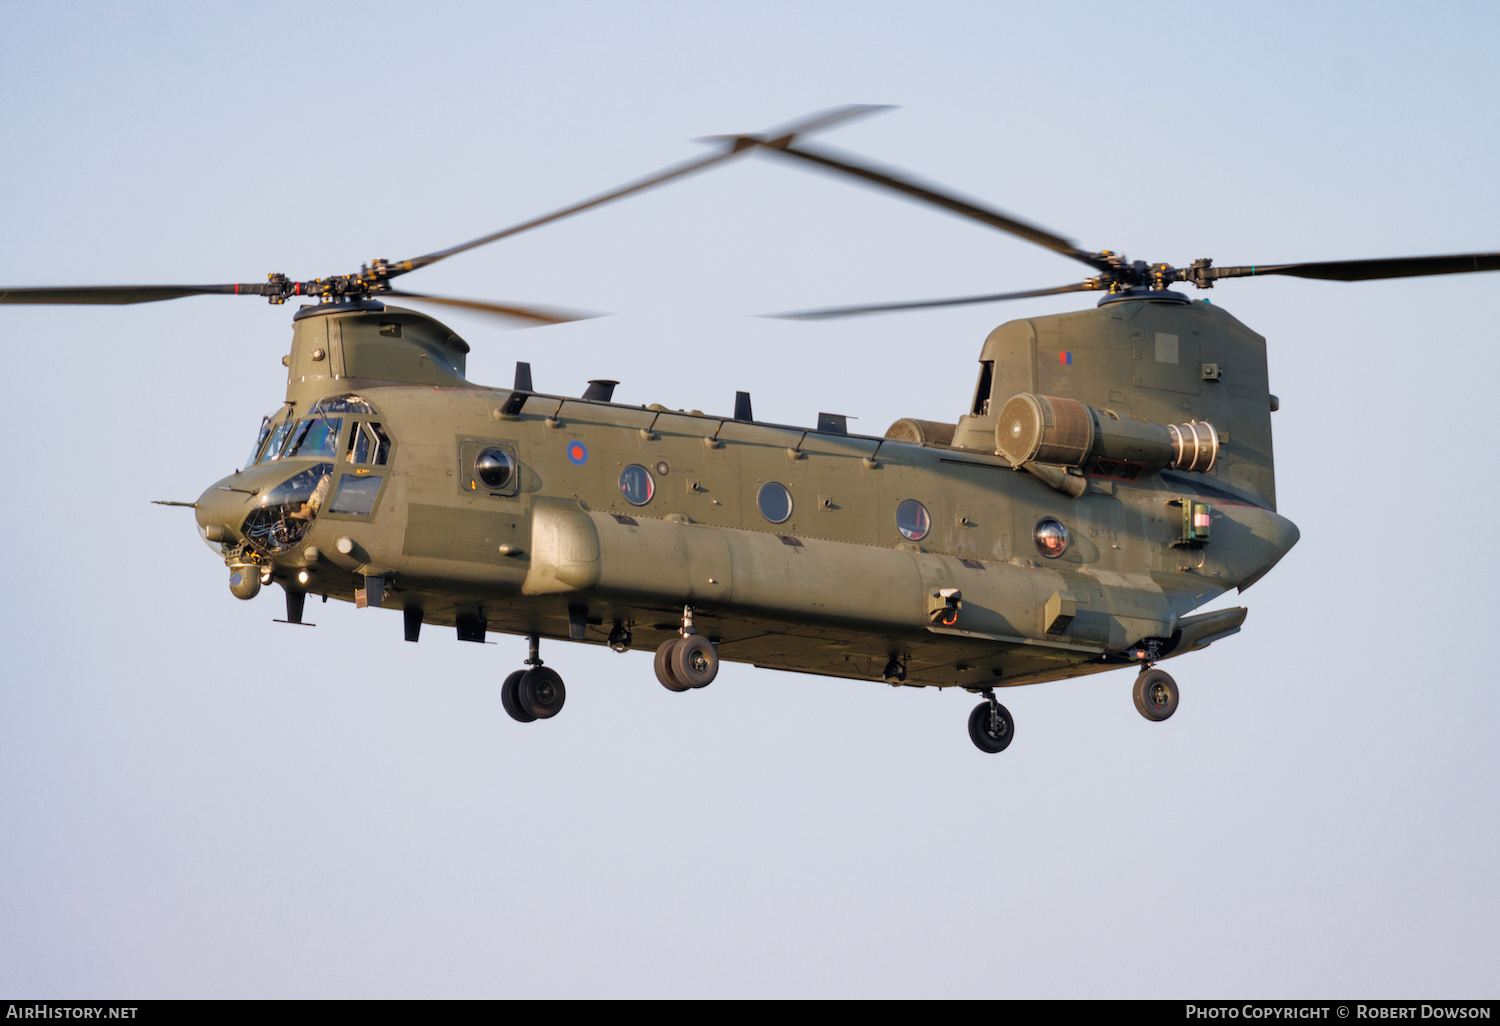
[1034,518,1070,559]
[475,449,515,490]
[757,482,793,524]
[895,499,931,541]
[620,465,655,506]
[971,361,995,416]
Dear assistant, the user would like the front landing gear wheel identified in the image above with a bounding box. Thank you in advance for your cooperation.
[968,700,1014,754]
[654,638,690,692]
[672,635,719,688]
[520,666,566,719]
[1133,668,1179,721]
[501,670,536,723]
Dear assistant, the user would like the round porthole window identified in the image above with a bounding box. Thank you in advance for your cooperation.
[1034,518,1070,559]
[620,464,655,506]
[895,499,931,541]
[476,448,514,490]
[757,481,793,524]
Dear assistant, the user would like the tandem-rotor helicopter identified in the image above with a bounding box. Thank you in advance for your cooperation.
[5,107,1498,753]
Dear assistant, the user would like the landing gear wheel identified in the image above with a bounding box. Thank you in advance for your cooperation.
[1133,668,1179,721]
[654,638,691,692]
[672,635,719,689]
[968,700,1014,754]
[519,666,566,719]
[501,669,536,723]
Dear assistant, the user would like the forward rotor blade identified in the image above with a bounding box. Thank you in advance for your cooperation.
[391,151,743,277]
[0,283,279,305]
[770,282,1094,320]
[382,289,598,326]
[1205,252,1500,283]
[742,140,1109,272]
[392,106,894,279]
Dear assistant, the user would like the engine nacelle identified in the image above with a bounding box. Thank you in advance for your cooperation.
[994,393,1218,473]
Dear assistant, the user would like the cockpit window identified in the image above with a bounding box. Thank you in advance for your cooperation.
[241,463,333,552]
[342,422,391,466]
[329,474,383,515]
[245,417,272,469]
[310,394,374,415]
[285,417,343,459]
[346,423,371,464]
[369,423,390,464]
[257,419,294,464]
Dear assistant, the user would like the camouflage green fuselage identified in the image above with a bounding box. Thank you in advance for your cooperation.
[196,300,1298,690]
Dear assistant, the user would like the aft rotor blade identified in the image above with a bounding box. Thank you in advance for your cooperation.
[0,283,283,305]
[744,140,1109,272]
[392,106,894,278]
[1204,252,1500,283]
[382,289,598,326]
[699,103,894,148]
[771,281,1094,320]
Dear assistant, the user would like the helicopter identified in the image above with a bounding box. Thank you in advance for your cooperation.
[4,109,1498,754]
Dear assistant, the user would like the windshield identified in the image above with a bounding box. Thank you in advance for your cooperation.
[249,399,390,469]
[285,417,343,459]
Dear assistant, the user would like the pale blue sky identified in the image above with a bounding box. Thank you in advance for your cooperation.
[1,0,1497,997]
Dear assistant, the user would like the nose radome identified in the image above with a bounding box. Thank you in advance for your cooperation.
[194,475,256,541]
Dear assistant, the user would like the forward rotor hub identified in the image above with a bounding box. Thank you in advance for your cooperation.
[260,261,398,306]
[1083,254,1216,295]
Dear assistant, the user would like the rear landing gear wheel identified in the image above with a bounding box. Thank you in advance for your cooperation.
[501,669,536,723]
[968,698,1014,754]
[520,666,566,719]
[654,638,691,692]
[1133,668,1178,721]
[672,634,719,689]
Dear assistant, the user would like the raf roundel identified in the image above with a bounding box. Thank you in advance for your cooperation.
[566,440,588,465]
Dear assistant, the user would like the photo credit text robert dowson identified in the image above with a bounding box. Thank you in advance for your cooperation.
[1185,1008,1492,1020]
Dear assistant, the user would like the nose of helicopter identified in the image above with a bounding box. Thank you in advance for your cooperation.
[193,473,259,543]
